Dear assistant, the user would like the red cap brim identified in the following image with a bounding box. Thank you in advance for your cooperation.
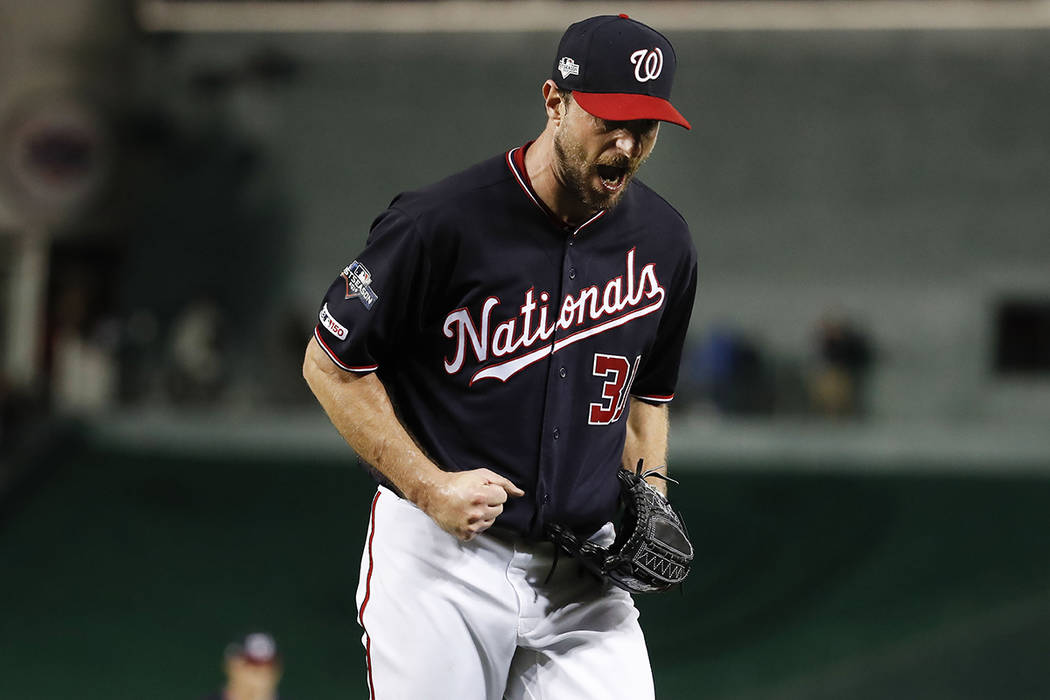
[572,91,691,130]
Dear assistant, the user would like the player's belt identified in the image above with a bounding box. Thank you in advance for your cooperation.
[483,524,541,545]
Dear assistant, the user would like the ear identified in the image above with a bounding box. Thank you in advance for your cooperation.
[542,80,566,124]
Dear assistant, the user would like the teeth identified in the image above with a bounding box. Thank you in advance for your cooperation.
[597,164,627,191]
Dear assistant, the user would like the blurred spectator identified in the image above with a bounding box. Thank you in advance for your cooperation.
[117,308,162,403]
[259,308,318,406]
[47,264,120,413]
[809,314,874,418]
[687,325,774,416]
[166,298,226,404]
[205,632,283,700]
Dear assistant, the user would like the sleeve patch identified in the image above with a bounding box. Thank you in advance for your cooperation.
[319,303,348,340]
[341,260,379,309]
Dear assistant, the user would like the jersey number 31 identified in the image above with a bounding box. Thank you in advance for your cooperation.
[589,353,641,425]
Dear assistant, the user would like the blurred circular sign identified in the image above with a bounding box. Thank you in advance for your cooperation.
[1,95,108,226]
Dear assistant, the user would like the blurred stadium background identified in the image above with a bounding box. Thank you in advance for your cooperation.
[1,1,1048,698]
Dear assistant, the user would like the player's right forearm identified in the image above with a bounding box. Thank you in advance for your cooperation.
[302,336,444,507]
[304,337,523,541]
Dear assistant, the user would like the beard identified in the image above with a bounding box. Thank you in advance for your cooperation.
[552,129,645,214]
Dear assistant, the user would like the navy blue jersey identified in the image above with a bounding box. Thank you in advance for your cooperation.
[314,145,698,538]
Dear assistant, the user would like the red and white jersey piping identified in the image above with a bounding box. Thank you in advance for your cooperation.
[631,392,675,403]
[506,145,606,237]
[314,325,379,373]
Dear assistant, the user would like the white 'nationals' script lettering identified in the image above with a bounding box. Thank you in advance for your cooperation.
[443,248,665,384]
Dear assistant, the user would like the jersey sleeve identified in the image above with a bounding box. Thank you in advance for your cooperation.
[630,246,698,404]
[313,206,429,373]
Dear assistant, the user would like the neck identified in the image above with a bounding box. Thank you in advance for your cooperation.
[524,127,597,227]
[224,684,274,700]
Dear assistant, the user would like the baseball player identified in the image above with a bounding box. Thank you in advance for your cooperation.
[204,632,282,700]
[303,15,697,700]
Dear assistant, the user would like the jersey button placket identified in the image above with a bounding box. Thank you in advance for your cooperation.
[535,230,576,533]
[556,239,575,389]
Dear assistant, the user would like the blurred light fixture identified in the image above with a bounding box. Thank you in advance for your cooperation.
[135,1,1050,33]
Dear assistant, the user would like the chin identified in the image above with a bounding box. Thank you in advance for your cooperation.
[589,184,629,211]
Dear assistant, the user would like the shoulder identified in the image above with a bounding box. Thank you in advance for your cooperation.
[362,151,513,248]
[386,152,514,226]
[624,179,696,259]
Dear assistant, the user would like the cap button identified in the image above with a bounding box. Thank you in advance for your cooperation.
[619,13,629,18]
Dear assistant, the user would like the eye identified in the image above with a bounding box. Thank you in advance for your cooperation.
[604,119,658,137]
[633,120,658,136]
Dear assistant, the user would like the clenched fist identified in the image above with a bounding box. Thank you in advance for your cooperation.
[418,469,525,541]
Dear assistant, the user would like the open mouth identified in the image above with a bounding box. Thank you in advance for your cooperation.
[596,163,628,192]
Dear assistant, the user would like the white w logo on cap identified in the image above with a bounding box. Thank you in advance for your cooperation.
[630,48,663,83]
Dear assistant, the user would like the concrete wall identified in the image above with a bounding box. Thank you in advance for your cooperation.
[71,26,1050,423]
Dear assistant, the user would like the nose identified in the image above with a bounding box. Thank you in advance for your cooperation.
[614,130,641,158]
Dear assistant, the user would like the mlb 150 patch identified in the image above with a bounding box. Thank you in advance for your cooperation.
[319,303,348,339]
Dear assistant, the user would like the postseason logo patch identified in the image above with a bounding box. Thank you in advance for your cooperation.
[558,56,580,79]
[341,260,379,310]
[319,303,348,340]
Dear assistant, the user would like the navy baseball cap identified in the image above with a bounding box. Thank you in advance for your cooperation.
[552,14,691,130]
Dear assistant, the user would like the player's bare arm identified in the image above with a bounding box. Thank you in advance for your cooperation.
[303,337,523,541]
[622,398,670,497]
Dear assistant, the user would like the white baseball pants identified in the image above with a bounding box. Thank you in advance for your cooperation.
[355,486,656,700]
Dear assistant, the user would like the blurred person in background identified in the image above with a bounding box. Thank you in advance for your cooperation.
[46,263,121,413]
[809,313,874,418]
[204,632,282,700]
[167,297,227,404]
[688,324,774,416]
